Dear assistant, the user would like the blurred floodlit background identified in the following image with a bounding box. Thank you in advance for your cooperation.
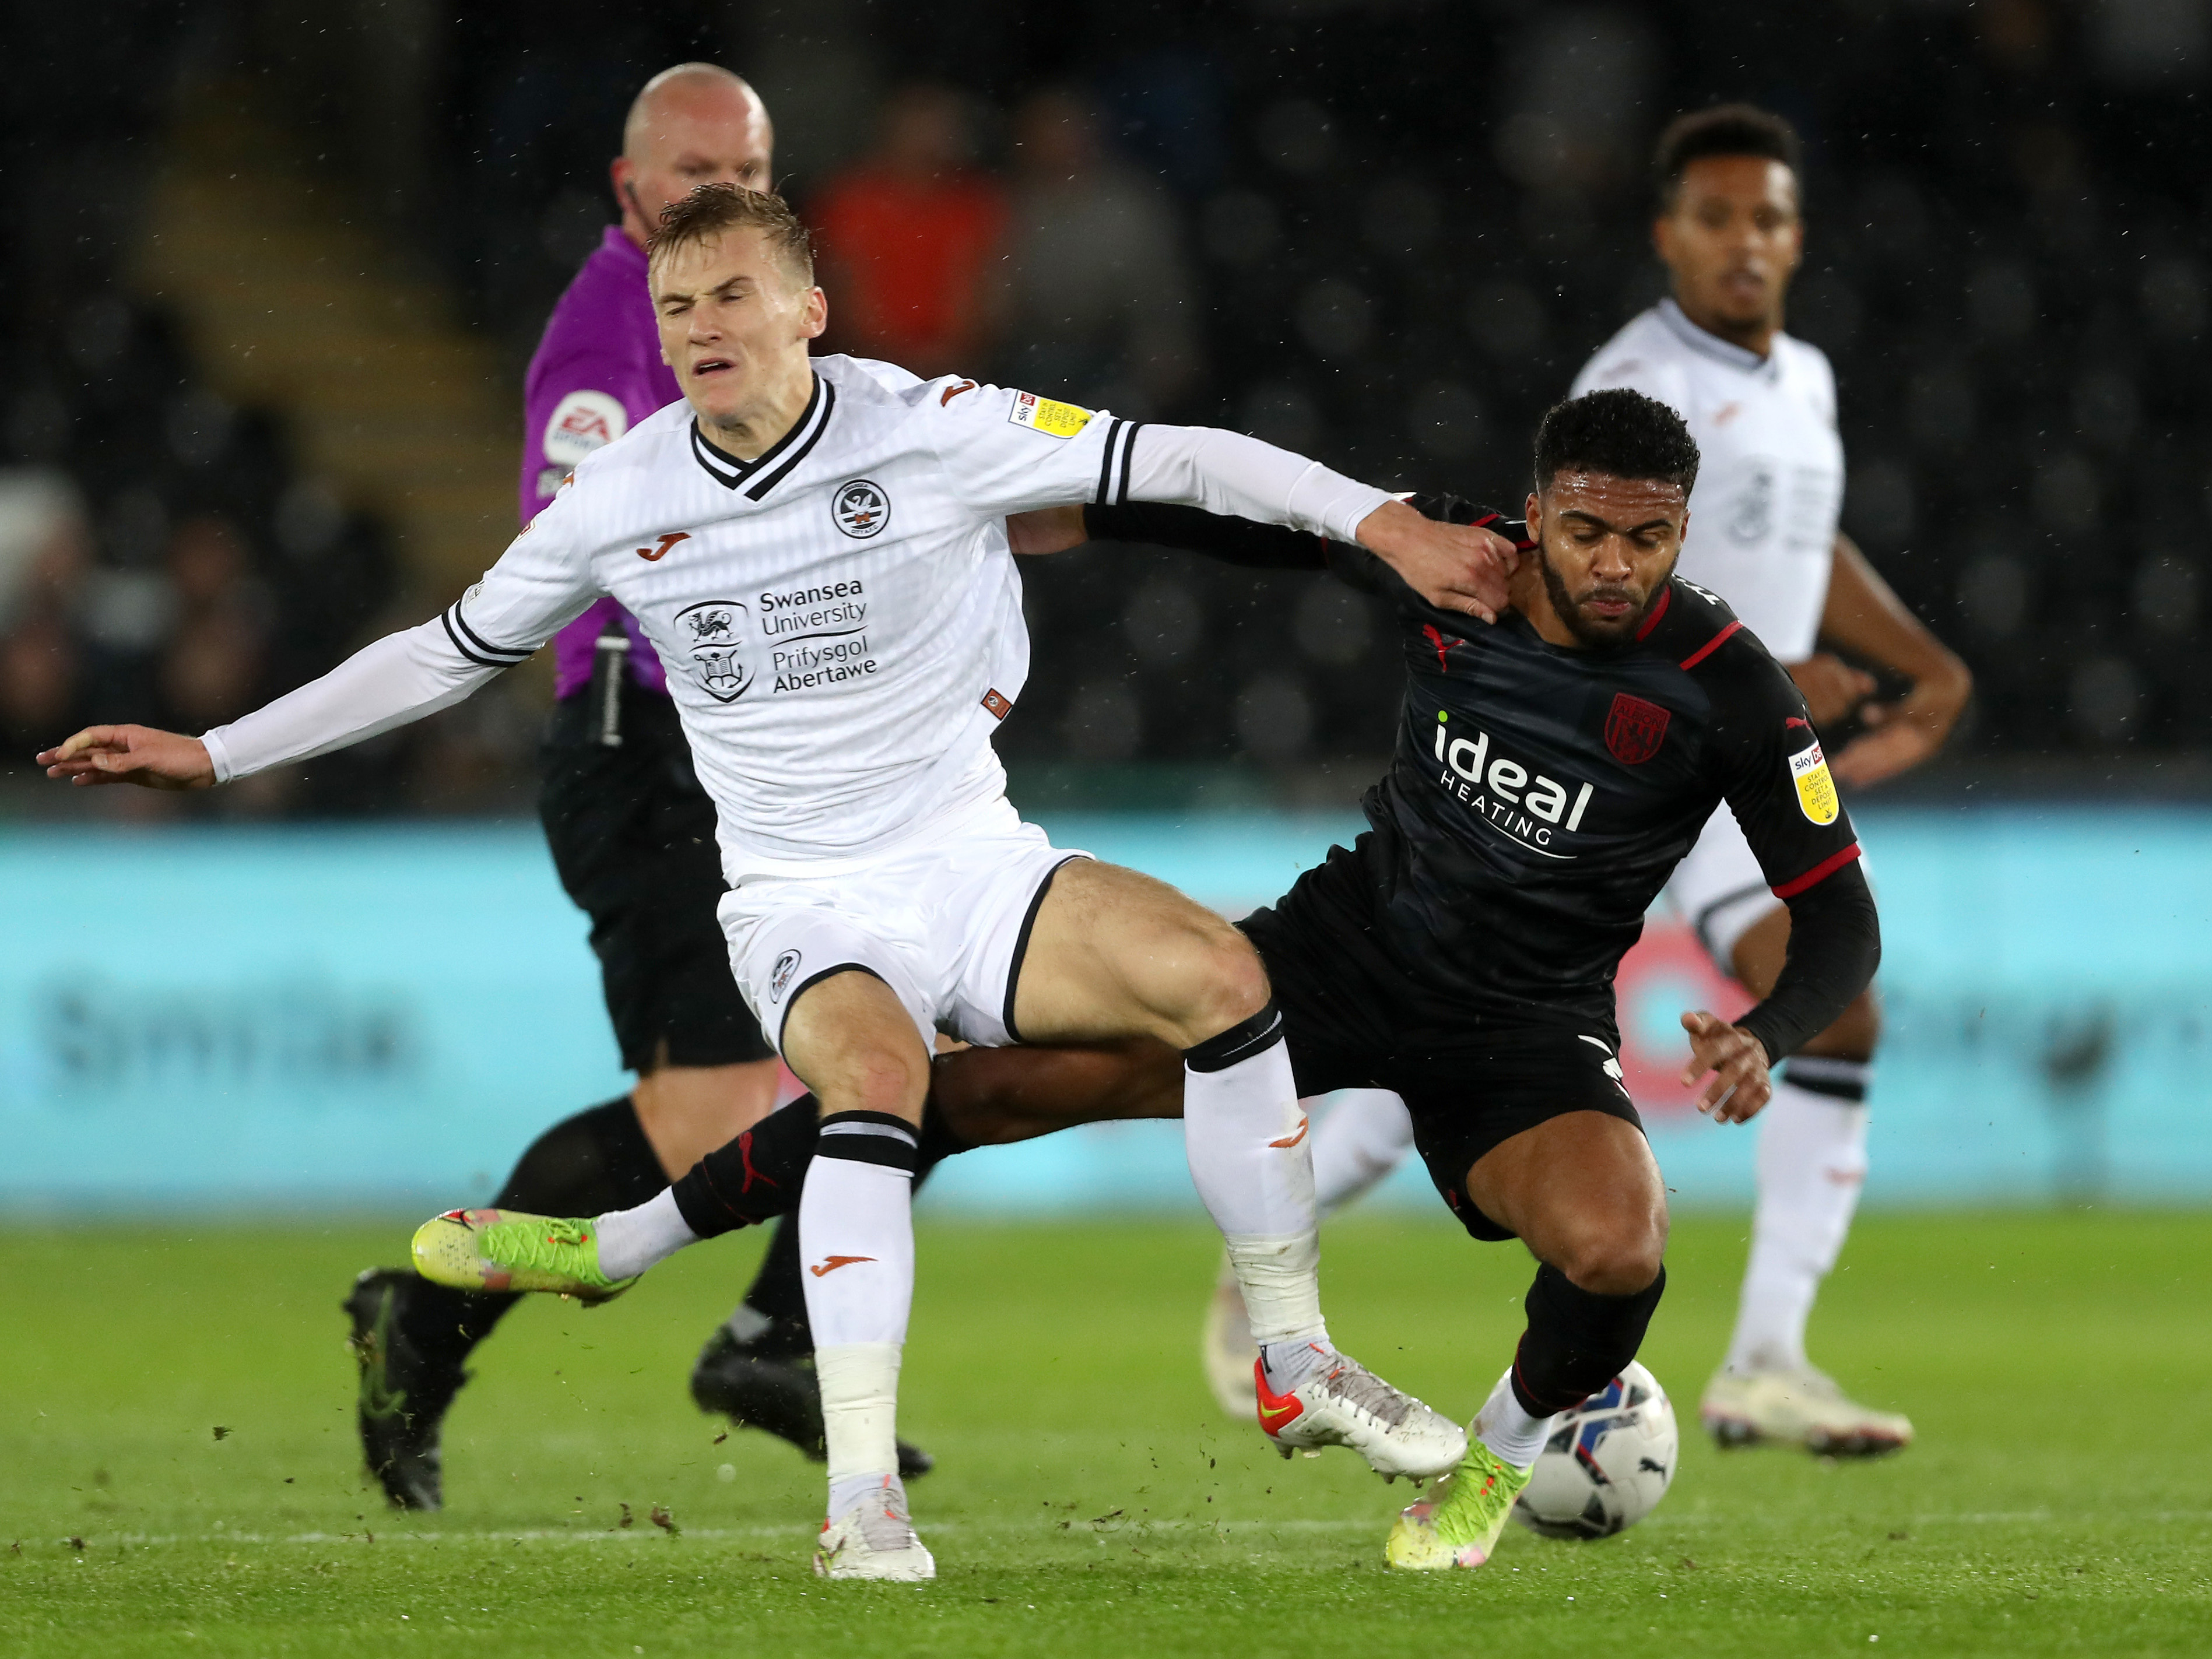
[2,0,2209,1212]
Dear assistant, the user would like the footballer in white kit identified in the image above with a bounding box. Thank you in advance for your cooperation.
[44,184,1516,1581]
[1571,300,1844,969]
[1208,106,1968,1461]
[1571,107,1967,1456]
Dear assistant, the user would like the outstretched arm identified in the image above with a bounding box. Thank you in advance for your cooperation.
[40,624,504,789]
[1118,429,1515,620]
[41,494,600,789]
[1014,493,1521,620]
[936,386,1515,620]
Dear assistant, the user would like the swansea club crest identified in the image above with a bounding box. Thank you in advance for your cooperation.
[831,478,891,539]
[1604,693,1670,765]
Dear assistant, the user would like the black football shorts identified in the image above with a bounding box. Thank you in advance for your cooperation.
[539,686,775,1073]
[1241,895,1644,1243]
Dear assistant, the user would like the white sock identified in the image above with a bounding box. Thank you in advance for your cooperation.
[1183,1009,1330,1383]
[799,1133,917,1510]
[1725,1075,1870,1375]
[592,1187,697,1280]
[1473,1367,1557,1470]
[1309,1089,1415,1216]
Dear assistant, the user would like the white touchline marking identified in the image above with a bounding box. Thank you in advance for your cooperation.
[92,1509,2210,1552]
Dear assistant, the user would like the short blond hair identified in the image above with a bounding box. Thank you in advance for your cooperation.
[647,182,814,286]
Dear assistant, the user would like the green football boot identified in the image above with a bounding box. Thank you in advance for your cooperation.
[410,1209,635,1303]
[1385,1439,1533,1570]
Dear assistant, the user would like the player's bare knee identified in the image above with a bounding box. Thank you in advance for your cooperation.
[1552,1211,1666,1296]
[819,1047,929,1123]
[1164,927,1271,1049]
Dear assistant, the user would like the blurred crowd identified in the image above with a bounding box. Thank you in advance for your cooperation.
[0,305,406,818]
[6,0,2209,816]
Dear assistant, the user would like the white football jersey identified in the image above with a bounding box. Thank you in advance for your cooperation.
[465,358,1123,875]
[1570,299,1844,662]
[205,353,1389,879]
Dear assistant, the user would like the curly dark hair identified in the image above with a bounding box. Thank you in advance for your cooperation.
[647,181,814,284]
[1652,103,1803,211]
[1532,389,1701,496]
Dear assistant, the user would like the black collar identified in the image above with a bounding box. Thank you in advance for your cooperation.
[690,373,837,500]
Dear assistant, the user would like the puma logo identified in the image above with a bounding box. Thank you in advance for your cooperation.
[736,1130,777,1193]
[808,1255,877,1277]
[635,531,690,561]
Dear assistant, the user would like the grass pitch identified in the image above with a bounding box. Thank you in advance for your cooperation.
[1,1208,2207,1658]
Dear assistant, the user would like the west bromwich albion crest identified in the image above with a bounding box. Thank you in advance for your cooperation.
[1604,693,1670,765]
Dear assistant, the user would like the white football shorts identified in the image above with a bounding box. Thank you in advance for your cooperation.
[719,797,1090,1057]
[1665,804,1874,974]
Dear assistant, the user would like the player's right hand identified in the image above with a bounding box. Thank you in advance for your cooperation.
[1679,1010,1771,1124]
[1355,498,1518,623]
[38,725,216,790]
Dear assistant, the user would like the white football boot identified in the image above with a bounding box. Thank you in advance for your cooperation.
[812,1477,936,1582]
[1701,1365,1913,1457]
[1256,1347,1466,1479]
[1201,1259,1261,1421]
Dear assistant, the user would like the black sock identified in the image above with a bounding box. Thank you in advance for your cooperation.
[670,1094,818,1237]
[671,1089,971,1357]
[1509,1263,1667,1419]
[402,1096,665,1369]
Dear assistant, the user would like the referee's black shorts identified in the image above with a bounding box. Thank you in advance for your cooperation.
[539,684,775,1074]
[1240,873,1642,1244]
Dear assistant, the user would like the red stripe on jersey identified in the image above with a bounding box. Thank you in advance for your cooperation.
[1678,619,1743,670]
[1771,842,1862,899]
[1635,585,1672,640]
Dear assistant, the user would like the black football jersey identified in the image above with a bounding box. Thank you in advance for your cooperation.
[1259,530,1862,1042]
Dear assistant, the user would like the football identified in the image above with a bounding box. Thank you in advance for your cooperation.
[1512,1361,1679,1540]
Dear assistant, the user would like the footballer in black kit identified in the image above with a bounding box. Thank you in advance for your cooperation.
[1245,522,1871,1237]
[629,389,1879,1563]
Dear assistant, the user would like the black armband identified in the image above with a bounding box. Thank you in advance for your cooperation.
[1736,859,1881,1062]
[1080,502,1326,570]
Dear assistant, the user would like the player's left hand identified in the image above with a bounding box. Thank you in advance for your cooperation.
[1827,659,1971,788]
[1679,1011,1770,1124]
[1354,499,1518,623]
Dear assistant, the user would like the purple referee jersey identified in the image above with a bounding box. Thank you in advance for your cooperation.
[521,225,677,698]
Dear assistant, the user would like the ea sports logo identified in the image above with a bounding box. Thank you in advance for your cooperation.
[831,479,890,539]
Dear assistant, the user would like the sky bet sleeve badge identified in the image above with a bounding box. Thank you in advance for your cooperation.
[1790,742,1840,825]
[1007,390,1093,438]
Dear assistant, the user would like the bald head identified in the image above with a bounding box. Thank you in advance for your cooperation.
[611,65,775,249]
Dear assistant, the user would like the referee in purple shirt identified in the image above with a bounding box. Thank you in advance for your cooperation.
[343,63,929,1510]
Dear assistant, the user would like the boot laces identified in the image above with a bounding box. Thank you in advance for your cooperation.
[490,1217,595,1274]
[1314,1358,1417,1429]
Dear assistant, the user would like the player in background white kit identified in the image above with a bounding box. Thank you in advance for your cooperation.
[1221,107,1969,1456]
[43,184,1521,1580]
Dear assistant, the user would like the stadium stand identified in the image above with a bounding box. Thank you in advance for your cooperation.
[10,1,2205,811]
